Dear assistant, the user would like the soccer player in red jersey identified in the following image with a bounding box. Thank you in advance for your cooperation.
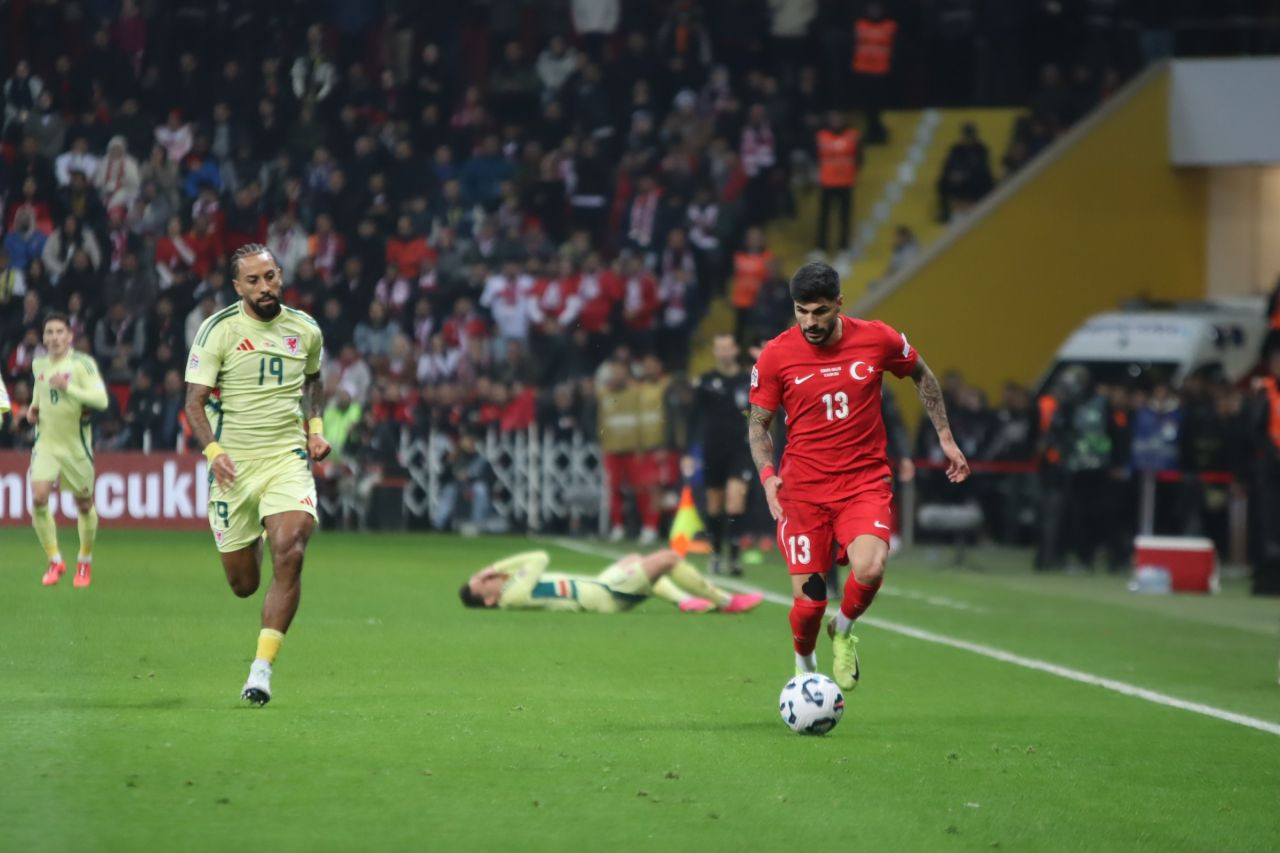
[747,262,969,688]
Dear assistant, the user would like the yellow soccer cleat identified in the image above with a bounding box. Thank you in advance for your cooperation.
[827,619,860,690]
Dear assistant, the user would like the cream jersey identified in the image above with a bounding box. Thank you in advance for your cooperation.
[497,560,645,613]
[185,302,324,460]
[31,352,108,450]
[0,376,9,413]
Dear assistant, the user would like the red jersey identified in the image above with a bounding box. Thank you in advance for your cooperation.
[576,270,622,334]
[749,315,917,500]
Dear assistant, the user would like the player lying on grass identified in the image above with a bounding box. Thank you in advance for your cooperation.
[459,548,764,614]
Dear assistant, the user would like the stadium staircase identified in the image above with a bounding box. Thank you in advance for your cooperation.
[849,63,1205,421]
[692,62,1207,434]
[688,107,1017,372]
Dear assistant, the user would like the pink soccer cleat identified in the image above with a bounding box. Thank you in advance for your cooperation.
[678,597,715,613]
[42,560,67,586]
[73,560,92,588]
[720,592,764,614]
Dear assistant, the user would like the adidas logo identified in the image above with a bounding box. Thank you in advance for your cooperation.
[235,339,256,351]
[300,496,315,508]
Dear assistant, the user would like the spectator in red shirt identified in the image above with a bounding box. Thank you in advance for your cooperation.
[307,212,346,285]
[386,214,434,280]
[185,213,223,279]
[154,215,195,291]
[619,252,660,354]
[575,251,622,366]
[528,256,583,383]
[441,296,490,353]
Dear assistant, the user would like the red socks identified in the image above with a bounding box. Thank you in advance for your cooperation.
[789,598,827,655]
[840,575,882,622]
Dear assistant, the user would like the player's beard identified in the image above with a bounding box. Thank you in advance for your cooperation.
[248,294,282,320]
[802,321,836,346]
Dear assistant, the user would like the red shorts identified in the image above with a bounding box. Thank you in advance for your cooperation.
[604,452,638,489]
[620,450,678,489]
[775,486,893,575]
[648,450,678,488]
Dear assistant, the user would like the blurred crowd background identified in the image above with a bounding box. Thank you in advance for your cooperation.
[2,1,1279,580]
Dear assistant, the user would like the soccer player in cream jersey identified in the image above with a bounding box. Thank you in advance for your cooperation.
[184,244,330,706]
[27,313,109,587]
[459,548,763,614]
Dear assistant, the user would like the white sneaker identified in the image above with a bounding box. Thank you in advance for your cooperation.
[240,660,273,706]
[608,525,626,543]
[638,526,658,545]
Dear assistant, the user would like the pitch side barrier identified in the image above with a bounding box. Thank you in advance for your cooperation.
[0,444,1244,546]
[901,458,1245,562]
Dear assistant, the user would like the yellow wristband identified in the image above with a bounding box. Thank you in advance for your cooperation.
[203,441,225,463]
[308,417,324,435]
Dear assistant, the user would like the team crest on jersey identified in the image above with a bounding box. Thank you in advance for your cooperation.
[284,335,300,355]
[188,353,200,370]
[214,529,224,545]
[751,365,759,388]
[849,361,875,381]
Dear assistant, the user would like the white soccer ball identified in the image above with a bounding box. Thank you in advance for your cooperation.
[778,673,845,735]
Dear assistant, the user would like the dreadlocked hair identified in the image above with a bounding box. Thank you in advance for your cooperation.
[229,243,277,280]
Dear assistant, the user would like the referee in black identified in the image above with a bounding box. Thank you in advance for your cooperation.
[684,334,755,575]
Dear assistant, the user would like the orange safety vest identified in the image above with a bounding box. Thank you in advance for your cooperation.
[852,19,896,75]
[1264,377,1280,449]
[1038,394,1060,464]
[731,250,773,309]
[817,128,859,187]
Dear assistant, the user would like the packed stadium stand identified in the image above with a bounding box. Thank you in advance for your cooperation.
[2,1,1279,589]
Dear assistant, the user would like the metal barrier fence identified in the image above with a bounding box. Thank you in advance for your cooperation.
[398,427,608,533]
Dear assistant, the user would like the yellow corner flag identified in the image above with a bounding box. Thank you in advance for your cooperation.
[669,485,711,556]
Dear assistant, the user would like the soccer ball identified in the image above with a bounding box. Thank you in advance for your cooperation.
[778,673,844,735]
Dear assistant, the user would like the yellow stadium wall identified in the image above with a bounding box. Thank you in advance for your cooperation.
[860,65,1206,424]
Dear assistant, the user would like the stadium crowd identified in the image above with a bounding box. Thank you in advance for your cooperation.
[0,1,1245,538]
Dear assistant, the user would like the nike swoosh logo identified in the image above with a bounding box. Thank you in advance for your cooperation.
[794,374,815,385]
[873,521,890,530]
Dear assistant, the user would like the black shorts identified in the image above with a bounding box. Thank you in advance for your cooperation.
[703,443,754,489]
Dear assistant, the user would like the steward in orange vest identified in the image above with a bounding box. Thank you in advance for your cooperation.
[851,2,896,144]
[815,111,861,253]
[852,16,896,76]
[730,227,773,342]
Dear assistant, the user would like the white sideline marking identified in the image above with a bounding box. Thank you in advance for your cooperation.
[877,585,989,613]
[546,538,1280,739]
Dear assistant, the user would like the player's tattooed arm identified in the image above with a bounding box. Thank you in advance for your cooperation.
[184,382,218,450]
[303,372,332,461]
[747,404,776,473]
[911,356,971,483]
[910,357,952,440]
[750,404,786,519]
[303,371,324,421]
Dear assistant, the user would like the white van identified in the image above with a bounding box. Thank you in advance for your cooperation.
[1038,297,1268,391]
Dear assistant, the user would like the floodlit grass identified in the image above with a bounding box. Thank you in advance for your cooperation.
[2,529,1278,852]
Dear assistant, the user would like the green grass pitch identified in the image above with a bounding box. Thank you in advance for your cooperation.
[2,528,1279,852]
